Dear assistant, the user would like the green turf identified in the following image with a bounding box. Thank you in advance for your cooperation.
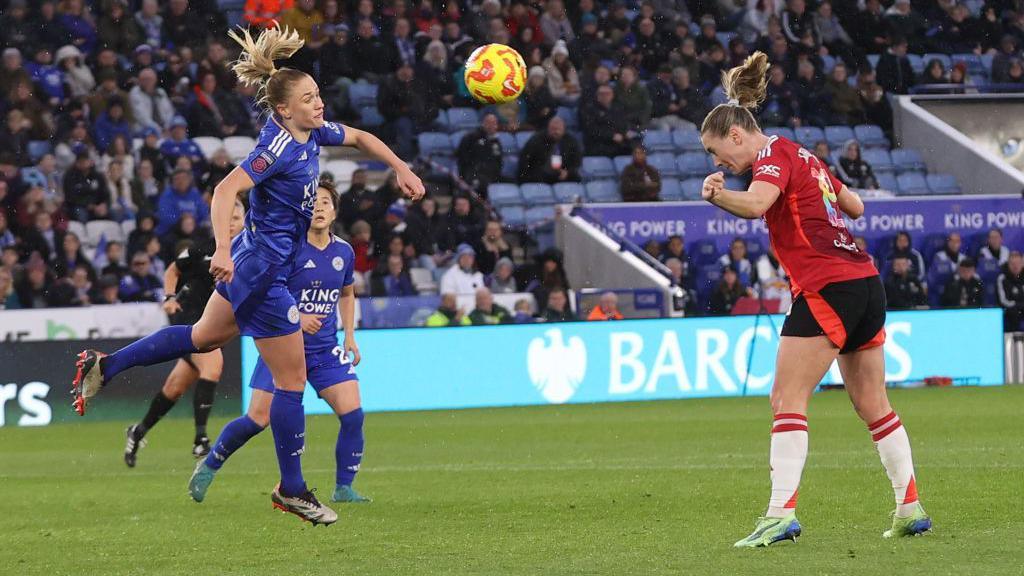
[2,386,1023,575]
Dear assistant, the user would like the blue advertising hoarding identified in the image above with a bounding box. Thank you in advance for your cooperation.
[241,308,1004,414]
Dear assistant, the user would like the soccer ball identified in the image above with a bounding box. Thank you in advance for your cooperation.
[464,44,527,104]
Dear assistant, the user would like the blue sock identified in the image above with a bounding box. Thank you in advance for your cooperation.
[336,408,365,487]
[270,388,307,496]
[205,415,265,471]
[102,325,200,384]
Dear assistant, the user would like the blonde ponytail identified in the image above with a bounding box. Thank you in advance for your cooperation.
[228,25,306,111]
[701,51,770,138]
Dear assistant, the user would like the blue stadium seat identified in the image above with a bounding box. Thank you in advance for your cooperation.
[642,130,674,153]
[515,131,535,151]
[862,148,894,174]
[648,153,679,178]
[764,126,796,141]
[553,182,585,203]
[681,178,704,200]
[349,83,379,109]
[525,206,554,226]
[659,178,683,201]
[672,128,705,153]
[926,259,957,307]
[981,52,995,76]
[487,183,523,207]
[922,233,949,264]
[794,126,825,149]
[448,131,467,149]
[691,239,720,266]
[855,124,890,149]
[27,140,52,163]
[926,173,961,195]
[359,106,383,127]
[821,54,837,74]
[501,155,518,180]
[695,263,723,301]
[501,205,527,227]
[581,156,616,181]
[978,256,1001,284]
[952,53,986,77]
[724,177,746,190]
[876,173,898,193]
[492,131,516,155]
[897,173,929,195]
[613,155,632,174]
[418,132,454,157]
[447,108,479,132]
[907,54,925,75]
[824,125,855,149]
[890,148,927,174]
[585,180,621,202]
[521,183,556,205]
[867,54,881,70]
[677,153,711,178]
[556,106,579,130]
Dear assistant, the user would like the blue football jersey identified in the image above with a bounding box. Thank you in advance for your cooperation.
[239,118,347,265]
[290,235,356,352]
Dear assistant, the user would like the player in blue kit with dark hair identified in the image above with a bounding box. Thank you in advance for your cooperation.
[71,26,424,525]
[189,182,371,504]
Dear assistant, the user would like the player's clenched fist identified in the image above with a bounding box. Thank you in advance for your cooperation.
[702,171,725,201]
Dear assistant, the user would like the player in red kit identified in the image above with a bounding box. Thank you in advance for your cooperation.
[698,52,931,547]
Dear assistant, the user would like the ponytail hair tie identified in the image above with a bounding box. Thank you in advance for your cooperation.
[727,98,740,106]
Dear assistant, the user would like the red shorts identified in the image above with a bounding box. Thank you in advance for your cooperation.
[781,275,887,354]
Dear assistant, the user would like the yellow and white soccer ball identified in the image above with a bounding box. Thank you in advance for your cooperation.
[464,43,527,104]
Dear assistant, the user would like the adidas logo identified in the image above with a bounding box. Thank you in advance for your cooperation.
[299,151,308,161]
[304,259,317,269]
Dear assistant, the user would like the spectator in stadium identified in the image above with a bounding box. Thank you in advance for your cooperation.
[280,0,324,45]
[27,47,65,109]
[644,239,662,261]
[444,195,484,252]
[378,63,434,160]
[131,159,161,214]
[836,140,878,190]
[478,220,512,276]
[854,235,879,270]
[130,68,175,134]
[160,116,207,177]
[0,49,31,102]
[512,298,535,323]
[884,257,927,310]
[649,65,686,131]
[992,35,1021,84]
[543,40,581,105]
[469,287,512,325]
[755,243,791,305]
[163,0,206,48]
[15,256,55,309]
[634,16,670,74]
[759,64,800,128]
[921,59,948,87]
[93,274,122,305]
[998,251,1024,331]
[101,240,128,280]
[523,66,558,130]
[823,63,863,126]
[615,66,653,132]
[202,149,236,196]
[51,231,94,282]
[244,0,293,28]
[0,212,14,251]
[941,258,983,308]
[875,35,916,95]
[568,13,610,70]
[440,243,485,295]
[349,220,377,275]
[519,116,582,184]
[404,197,448,270]
[620,145,662,203]
[127,213,156,257]
[48,263,94,307]
[55,45,95,100]
[814,1,855,68]
[719,238,754,286]
[370,254,418,297]
[134,0,163,49]
[540,0,573,48]
[99,134,135,180]
[98,0,142,55]
[793,59,827,126]
[64,152,109,223]
[709,266,748,316]
[979,228,1009,265]
[541,286,576,322]
[934,232,966,268]
[119,251,163,303]
[418,40,456,110]
[353,18,396,80]
[457,114,503,196]
[0,266,18,309]
[588,291,624,321]
[104,159,136,222]
[581,84,632,158]
[426,293,471,327]
[155,169,209,237]
[160,212,206,265]
[813,141,838,174]
[0,110,32,167]
[187,71,252,139]
[886,231,926,279]
[487,257,518,294]
[93,99,133,155]
[20,154,62,203]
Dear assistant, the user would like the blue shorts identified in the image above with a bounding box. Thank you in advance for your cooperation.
[250,346,359,396]
[215,235,300,339]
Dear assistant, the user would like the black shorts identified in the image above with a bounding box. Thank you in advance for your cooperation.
[781,275,887,354]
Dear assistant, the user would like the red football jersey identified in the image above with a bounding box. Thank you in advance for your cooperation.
[751,135,878,295]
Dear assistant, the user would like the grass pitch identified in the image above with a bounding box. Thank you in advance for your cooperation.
[2,386,1022,575]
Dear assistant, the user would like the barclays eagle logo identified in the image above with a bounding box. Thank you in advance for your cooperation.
[527,328,587,404]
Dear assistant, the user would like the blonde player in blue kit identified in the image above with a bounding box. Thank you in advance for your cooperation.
[70,26,424,525]
[189,183,371,505]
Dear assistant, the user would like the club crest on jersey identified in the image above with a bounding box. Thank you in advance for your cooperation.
[287,305,300,324]
[251,150,276,174]
[332,256,344,271]
[326,121,341,134]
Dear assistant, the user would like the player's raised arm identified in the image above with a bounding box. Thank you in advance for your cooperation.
[702,173,781,219]
[342,126,426,201]
[836,185,865,219]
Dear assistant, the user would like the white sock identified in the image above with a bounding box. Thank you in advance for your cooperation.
[766,413,808,518]
[869,411,921,517]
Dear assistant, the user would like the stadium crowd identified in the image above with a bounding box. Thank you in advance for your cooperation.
[0,0,1023,330]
